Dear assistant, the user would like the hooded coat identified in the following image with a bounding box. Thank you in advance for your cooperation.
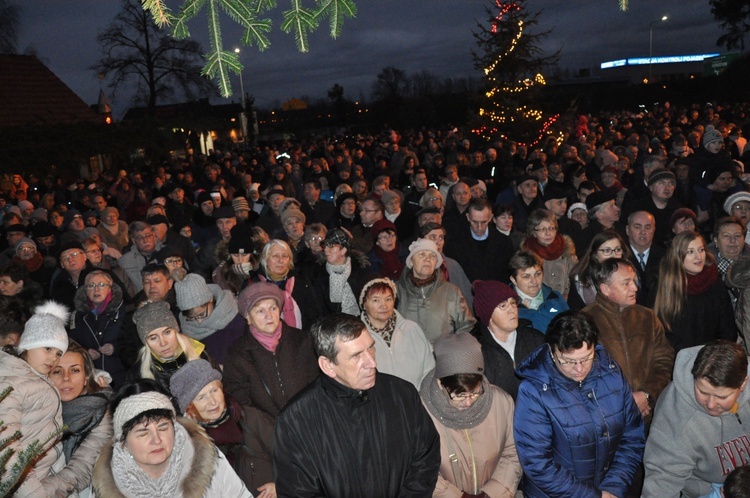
[92,418,251,498]
[514,344,645,497]
[72,283,127,386]
[397,268,476,345]
[178,284,245,365]
[642,345,750,498]
[0,350,65,498]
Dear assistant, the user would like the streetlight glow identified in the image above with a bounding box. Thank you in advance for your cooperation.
[648,15,669,83]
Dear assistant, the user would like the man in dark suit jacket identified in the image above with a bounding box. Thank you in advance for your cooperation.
[300,179,335,225]
[625,210,664,307]
[443,198,515,283]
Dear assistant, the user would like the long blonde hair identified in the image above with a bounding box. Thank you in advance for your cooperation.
[654,231,714,331]
[138,331,200,380]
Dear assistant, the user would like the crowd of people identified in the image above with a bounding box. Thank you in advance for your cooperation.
[4,100,750,497]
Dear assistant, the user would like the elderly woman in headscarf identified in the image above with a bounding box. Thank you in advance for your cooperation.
[420,333,522,498]
[359,278,434,388]
[368,218,408,281]
[397,238,477,345]
[223,282,318,425]
[170,359,276,498]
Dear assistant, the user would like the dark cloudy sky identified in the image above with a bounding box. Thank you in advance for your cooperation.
[18,0,724,115]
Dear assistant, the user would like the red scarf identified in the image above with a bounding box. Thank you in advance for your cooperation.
[686,263,718,296]
[374,244,404,280]
[12,253,43,273]
[249,321,283,353]
[88,291,113,316]
[523,234,565,261]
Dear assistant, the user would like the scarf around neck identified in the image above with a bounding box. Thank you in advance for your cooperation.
[249,321,283,353]
[524,234,565,261]
[419,372,493,430]
[112,420,188,497]
[327,258,360,316]
[259,275,301,329]
[13,252,43,273]
[686,263,718,296]
[373,244,404,280]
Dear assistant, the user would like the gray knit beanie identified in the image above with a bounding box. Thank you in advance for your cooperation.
[132,301,179,344]
[406,238,444,269]
[17,301,70,354]
[169,359,223,413]
[175,273,214,311]
[433,333,484,378]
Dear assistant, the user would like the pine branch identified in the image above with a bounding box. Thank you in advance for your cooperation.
[202,0,236,97]
[315,0,357,38]
[173,0,206,38]
[142,0,175,27]
[220,0,272,50]
[280,0,319,53]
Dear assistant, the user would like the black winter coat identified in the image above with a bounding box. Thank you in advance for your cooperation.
[274,373,441,498]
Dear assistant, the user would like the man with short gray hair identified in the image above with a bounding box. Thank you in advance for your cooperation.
[274,313,440,498]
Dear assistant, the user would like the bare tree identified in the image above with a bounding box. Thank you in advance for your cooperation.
[371,66,411,102]
[92,0,216,114]
[711,0,750,50]
[0,0,21,54]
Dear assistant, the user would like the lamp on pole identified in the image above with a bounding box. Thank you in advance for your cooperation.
[234,48,248,142]
[648,15,668,83]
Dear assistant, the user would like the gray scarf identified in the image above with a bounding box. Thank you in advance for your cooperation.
[112,421,188,498]
[179,285,238,340]
[326,258,360,316]
[419,370,493,430]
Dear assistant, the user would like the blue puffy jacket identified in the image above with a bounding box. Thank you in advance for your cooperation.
[514,344,645,497]
[516,284,569,334]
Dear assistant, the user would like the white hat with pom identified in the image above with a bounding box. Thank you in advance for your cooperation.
[17,301,70,354]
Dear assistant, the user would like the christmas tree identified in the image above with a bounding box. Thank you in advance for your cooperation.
[472,0,560,147]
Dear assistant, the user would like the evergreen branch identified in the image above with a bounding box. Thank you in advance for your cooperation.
[280,0,318,53]
[201,0,233,97]
[173,0,207,38]
[314,0,357,38]
[220,0,272,50]
[141,0,175,27]
[251,0,277,14]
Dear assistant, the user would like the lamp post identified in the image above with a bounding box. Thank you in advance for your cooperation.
[234,48,248,142]
[648,15,668,83]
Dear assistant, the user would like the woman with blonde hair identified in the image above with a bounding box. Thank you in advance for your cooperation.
[654,231,738,352]
[522,209,577,299]
[129,300,214,394]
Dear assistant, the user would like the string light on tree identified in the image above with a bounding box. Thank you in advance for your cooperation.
[472,0,560,147]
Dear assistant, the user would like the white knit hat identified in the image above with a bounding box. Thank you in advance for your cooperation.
[175,273,214,311]
[113,391,175,441]
[567,202,588,219]
[406,239,444,269]
[17,301,70,354]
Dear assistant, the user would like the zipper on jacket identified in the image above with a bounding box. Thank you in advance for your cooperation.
[463,429,479,495]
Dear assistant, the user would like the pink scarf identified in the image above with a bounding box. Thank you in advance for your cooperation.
[259,275,301,329]
[88,292,113,316]
[249,322,283,353]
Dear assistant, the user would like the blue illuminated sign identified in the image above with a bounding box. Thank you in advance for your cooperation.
[600,53,721,69]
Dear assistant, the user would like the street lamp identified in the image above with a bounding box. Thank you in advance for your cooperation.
[648,15,668,83]
[234,48,248,142]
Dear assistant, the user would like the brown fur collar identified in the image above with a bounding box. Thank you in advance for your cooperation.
[92,417,217,498]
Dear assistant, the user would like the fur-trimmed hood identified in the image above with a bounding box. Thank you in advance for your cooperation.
[92,418,218,498]
[73,281,124,314]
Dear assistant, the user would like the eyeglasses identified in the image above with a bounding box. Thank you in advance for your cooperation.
[85,248,102,255]
[554,352,595,367]
[85,282,111,290]
[732,204,750,213]
[308,236,323,243]
[135,234,155,242]
[184,303,211,321]
[534,226,557,234]
[360,208,379,213]
[164,257,182,265]
[377,233,396,242]
[17,245,35,252]
[61,251,83,261]
[598,247,624,256]
[447,385,485,400]
[496,299,518,312]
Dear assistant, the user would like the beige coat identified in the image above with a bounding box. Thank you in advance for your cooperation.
[427,385,522,498]
[0,350,65,497]
[527,235,577,299]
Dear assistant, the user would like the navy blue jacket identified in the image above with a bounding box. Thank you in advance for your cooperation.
[514,344,645,497]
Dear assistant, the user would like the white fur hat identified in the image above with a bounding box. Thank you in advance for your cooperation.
[17,301,70,354]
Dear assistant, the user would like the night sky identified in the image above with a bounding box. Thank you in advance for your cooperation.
[18,0,724,116]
